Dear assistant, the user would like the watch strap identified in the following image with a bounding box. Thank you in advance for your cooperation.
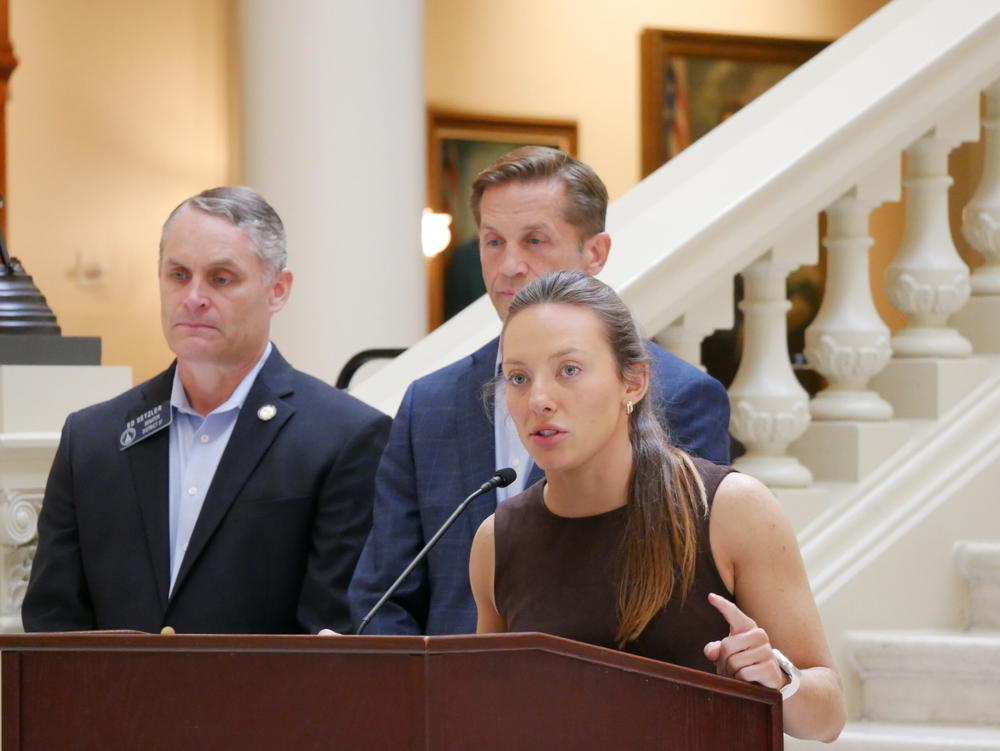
[772,648,802,700]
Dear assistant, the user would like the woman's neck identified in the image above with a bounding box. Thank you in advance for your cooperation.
[543,434,634,518]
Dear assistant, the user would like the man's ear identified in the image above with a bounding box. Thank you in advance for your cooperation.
[269,269,294,313]
[582,232,611,275]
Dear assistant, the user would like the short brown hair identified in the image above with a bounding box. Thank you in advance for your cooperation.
[469,146,608,239]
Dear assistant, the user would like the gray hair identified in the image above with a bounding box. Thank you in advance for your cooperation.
[160,186,287,279]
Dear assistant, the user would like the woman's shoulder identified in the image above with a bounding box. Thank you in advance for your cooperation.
[709,466,796,554]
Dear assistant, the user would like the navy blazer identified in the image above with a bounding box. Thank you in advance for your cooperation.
[23,347,390,635]
[348,337,730,635]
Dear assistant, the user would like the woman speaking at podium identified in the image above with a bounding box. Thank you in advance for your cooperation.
[469,271,845,742]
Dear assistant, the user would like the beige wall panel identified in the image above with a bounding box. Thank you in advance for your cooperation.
[426,0,888,202]
[7,0,236,385]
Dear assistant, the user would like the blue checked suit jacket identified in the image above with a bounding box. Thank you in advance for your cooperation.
[348,337,731,635]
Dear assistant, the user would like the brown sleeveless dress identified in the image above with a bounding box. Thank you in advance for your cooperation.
[493,457,734,673]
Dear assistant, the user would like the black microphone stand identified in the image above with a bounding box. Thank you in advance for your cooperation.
[356,469,515,635]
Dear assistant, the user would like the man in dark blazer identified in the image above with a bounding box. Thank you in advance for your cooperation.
[349,147,730,635]
[23,187,390,635]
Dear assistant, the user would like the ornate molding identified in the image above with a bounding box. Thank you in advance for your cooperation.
[0,489,41,546]
[5,539,34,616]
[805,334,891,384]
[962,211,1000,258]
[730,398,810,446]
[0,489,41,622]
[886,271,971,319]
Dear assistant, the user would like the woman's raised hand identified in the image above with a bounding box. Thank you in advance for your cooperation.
[703,592,785,691]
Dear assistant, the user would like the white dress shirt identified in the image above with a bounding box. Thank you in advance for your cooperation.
[493,346,534,501]
[167,342,272,593]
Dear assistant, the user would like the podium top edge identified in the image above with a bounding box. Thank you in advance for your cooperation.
[0,631,777,704]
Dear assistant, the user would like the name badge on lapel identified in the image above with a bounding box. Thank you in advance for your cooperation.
[119,401,172,451]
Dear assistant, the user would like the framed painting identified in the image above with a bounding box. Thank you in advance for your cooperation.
[425,110,577,329]
[640,31,830,404]
[640,29,827,176]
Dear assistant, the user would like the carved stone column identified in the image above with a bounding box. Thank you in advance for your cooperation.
[729,256,813,488]
[806,194,893,420]
[887,130,973,357]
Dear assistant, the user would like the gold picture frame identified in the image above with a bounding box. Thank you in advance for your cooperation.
[640,29,827,176]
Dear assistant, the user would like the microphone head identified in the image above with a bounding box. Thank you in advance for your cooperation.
[494,467,517,488]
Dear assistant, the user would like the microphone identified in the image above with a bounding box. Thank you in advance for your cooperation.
[477,467,516,494]
[356,468,516,635]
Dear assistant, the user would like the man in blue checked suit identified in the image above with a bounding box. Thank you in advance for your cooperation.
[349,147,730,635]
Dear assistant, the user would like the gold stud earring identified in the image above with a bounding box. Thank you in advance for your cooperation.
[626,401,634,415]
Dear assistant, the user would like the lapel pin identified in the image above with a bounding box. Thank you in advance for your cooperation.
[257,404,277,422]
[119,426,137,448]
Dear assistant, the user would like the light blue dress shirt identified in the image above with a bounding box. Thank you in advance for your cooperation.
[167,342,272,593]
[494,346,533,501]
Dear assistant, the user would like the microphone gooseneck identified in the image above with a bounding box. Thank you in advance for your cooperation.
[357,468,517,635]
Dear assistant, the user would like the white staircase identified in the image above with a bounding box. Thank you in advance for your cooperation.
[823,724,1000,751]
[345,0,1000,740]
[349,0,1000,743]
[790,543,1000,749]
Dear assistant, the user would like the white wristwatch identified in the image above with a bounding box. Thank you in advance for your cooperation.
[771,648,801,700]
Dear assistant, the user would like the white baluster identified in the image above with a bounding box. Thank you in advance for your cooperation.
[655,278,734,369]
[806,191,894,421]
[963,81,1000,295]
[729,254,813,488]
[656,323,707,369]
[952,80,1000,354]
[872,99,990,420]
[887,128,973,357]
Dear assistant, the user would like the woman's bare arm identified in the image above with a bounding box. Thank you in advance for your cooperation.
[708,471,846,742]
[469,514,507,634]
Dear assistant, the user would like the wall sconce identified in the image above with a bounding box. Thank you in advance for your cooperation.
[421,208,452,258]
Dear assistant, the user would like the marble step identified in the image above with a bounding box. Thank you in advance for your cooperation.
[847,629,1000,724]
[786,721,1000,750]
[956,542,1000,629]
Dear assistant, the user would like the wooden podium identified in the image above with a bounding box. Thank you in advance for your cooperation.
[0,632,782,750]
